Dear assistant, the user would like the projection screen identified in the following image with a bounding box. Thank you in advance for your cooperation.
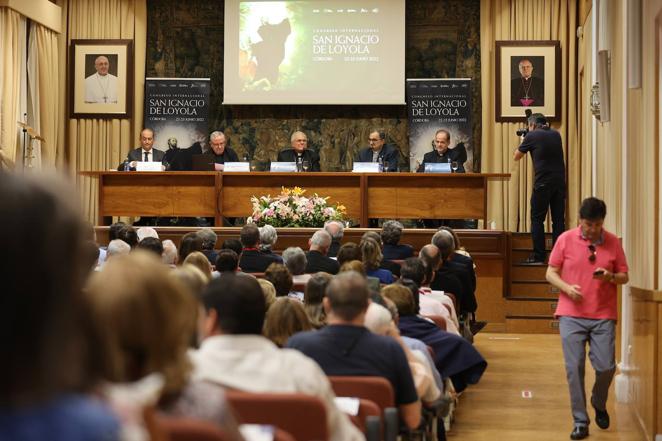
[223,0,405,105]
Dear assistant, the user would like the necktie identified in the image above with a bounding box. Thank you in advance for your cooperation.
[144,151,149,162]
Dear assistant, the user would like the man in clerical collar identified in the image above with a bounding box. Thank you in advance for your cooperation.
[356,128,400,172]
[276,131,321,171]
[206,131,239,171]
[418,129,467,173]
[84,55,118,104]
[511,58,545,107]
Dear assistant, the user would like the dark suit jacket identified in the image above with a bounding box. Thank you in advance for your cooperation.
[382,244,414,261]
[207,147,239,164]
[510,76,544,106]
[432,260,477,314]
[327,240,342,258]
[305,250,339,275]
[277,149,321,171]
[356,144,400,172]
[418,143,467,173]
[239,249,282,273]
[118,147,165,170]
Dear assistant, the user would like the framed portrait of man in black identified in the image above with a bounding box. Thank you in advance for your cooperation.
[69,39,133,118]
[495,40,561,122]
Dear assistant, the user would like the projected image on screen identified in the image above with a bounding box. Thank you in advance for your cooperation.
[225,0,405,105]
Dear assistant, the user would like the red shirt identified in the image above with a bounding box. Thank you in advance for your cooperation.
[549,226,628,320]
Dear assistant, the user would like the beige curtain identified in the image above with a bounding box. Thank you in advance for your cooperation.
[62,0,147,222]
[0,8,24,166]
[27,22,64,169]
[480,0,580,231]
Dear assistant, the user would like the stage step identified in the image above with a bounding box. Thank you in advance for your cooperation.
[509,281,560,298]
[511,264,548,280]
[506,298,558,316]
[505,317,560,334]
[510,232,554,250]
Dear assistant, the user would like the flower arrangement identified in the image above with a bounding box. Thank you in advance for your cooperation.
[248,186,346,227]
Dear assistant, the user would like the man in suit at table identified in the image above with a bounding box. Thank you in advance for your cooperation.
[117,128,165,171]
[276,131,321,171]
[356,128,400,172]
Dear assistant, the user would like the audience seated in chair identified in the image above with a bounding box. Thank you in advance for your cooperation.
[264,297,313,347]
[286,271,422,430]
[381,284,487,393]
[362,231,401,277]
[336,242,361,267]
[303,272,332,328]
[86,251,242,437]
[259,225,283,263]
[265,263,302,300]
[364,303,442,403]
[305,229,340,274]
[282,246,311,285]
[184,251,213,281]
[0,173,120,440]
[324,220,345,258]
[430,231,477,317]
[179,231,204,263]
[239,224,281,273]
[191,274,363,441]
[360,237,394,284]
[197,228,219,266]
[381,220,414,261]
[162,239,179,266]
[136,236,164,258]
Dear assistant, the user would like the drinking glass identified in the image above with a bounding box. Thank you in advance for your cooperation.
[382,160,389,172]
[451,161,459,173]
[302,160,310,172]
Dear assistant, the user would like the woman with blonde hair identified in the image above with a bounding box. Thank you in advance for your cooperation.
[263,297,313,347]
[183,251,213,281]
[360,237,394,284]
[86,251,242,436]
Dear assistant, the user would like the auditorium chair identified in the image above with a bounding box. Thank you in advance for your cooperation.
[156,415,296,441]
[225,390,328,441]
[328,376,399,441]
[336,397,381,441]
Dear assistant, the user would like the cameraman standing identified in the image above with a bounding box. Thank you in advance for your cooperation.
[514,113,566,264]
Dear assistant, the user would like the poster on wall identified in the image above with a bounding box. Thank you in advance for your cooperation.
[144,78,210,169]
[406,79,473,172]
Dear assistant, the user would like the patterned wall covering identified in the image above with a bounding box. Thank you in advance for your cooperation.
[146,0,481,171]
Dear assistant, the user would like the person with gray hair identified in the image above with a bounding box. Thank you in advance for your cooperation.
[381,220,414,261]
[324,220,344,257]
[206,131,239,171]
[282,247,310,284]
[106,239,131,260]
[276,131,321,171]
[162,239,178,267]
[305,230,339,274]
[136,227,159,242]
[259,225,284,264]
[197,228,219,265]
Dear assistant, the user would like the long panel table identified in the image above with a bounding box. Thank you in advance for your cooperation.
[81,171,509,227]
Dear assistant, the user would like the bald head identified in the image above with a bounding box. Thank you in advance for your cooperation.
[94,56,110,76]
[419,244,441,271]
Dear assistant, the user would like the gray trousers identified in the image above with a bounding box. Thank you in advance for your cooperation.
[559,316,616,426]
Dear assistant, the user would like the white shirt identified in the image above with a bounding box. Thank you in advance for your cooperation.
[419,287,460,335]
[84,72,118,103]
[191,335,365,441]
[141,149,153,162]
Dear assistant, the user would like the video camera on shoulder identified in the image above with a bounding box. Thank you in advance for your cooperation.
[516,109,533,137]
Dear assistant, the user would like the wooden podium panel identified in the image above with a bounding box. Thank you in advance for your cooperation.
[220,172,363,219]
[366,174,486,221]
[83,171,509,226]
[98,172,218,220]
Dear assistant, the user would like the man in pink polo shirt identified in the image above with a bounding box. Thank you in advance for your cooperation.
[546,197,629,440]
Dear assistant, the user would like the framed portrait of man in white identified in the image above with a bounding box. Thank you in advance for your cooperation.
[69,39,133,118]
